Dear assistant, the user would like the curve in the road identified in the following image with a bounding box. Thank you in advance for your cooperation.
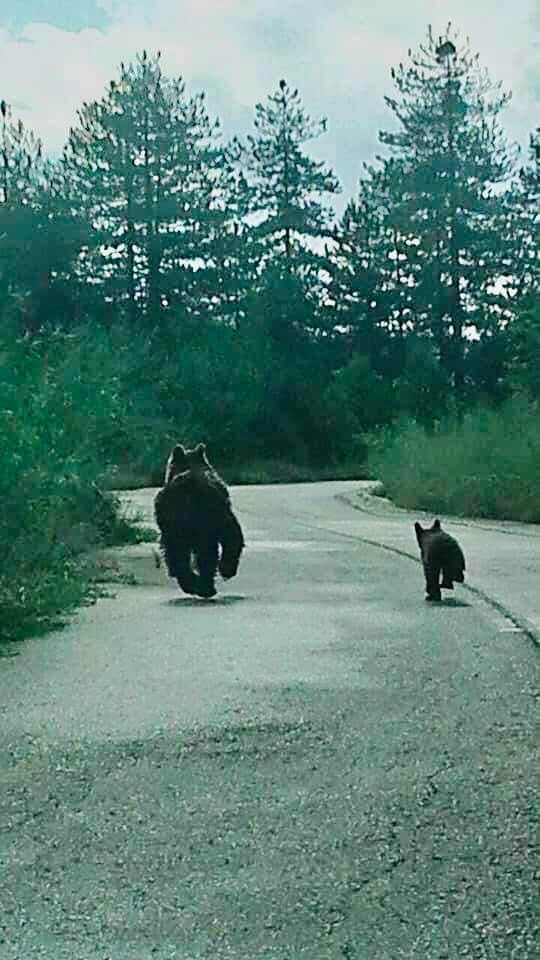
[274,503,540,649]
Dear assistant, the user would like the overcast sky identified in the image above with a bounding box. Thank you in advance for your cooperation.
[0,1,538,206]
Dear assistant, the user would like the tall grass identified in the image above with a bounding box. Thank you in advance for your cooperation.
[0,328,152,648]
[369,396,540,523]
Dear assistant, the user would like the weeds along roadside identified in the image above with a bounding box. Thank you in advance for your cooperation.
[0,327,156,653]
[368,396,540,524]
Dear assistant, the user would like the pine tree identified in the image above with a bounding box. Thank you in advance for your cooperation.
[244,79,339,263]
[327,165,415,374]
[0,100,43,303]
[0,101,84,332]
[521,127,540,206]
[239,80,340,340]
[220,82,341,458]
[505,128,540,395]
[207,160,260,331]
[514,127,540,302]
[376,25,517,391]
[63,52,224,327]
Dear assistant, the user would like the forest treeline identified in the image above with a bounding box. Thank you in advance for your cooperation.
[0,26,538,640]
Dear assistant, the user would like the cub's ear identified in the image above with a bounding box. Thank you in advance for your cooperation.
[171,443,186,457]
[195,442,207,457]
[432,518,441,530]
[414,521,424,546]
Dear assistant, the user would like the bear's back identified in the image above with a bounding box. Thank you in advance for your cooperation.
[425,530,465,574]
[155,468,231,533]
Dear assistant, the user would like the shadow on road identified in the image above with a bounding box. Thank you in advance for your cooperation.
[166,594,247,607]
[427,597,471,608]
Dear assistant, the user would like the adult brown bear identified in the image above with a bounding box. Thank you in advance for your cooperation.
[414,519,466,602]
[154,443,244,598]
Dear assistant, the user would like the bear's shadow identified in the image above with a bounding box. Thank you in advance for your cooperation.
[166,594,246,608]
[426,597,471,608]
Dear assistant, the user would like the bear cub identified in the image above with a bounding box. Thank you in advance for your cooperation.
[154,443,245,599]
[414,519,465,602]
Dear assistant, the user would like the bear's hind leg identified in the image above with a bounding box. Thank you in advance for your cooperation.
[174,545,201,596]
[176,569,200,596]
[194,535,219,599]
[161,535,182,579]
[218,512,245,580]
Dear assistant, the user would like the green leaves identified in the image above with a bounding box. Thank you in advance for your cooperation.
[0,327,153,644]
[328,25,530,407]
[239,79,340,276]
[62,52,226,327]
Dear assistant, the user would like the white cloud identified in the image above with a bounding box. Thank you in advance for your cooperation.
[0,0,537,204]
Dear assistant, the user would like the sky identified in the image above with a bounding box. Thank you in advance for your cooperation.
[0,1,538,206]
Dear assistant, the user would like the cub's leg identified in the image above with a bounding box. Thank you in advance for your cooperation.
[425,564,442,602]
[440,567,455,589]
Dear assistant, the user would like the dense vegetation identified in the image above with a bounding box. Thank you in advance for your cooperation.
[0,26,538,642]
[370,395,540,523]
[0,326,153,646]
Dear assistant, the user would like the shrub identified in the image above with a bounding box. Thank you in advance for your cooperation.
[0,329,148,647]
[368,396,540,523]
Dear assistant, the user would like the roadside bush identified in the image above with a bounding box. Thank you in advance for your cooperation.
[369,396,540,523]
[0,328,149,646]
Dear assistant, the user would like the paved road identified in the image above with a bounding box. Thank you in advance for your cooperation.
[0,482,538,959]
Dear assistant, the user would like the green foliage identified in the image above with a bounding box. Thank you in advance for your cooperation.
[331,26,521,395]
[322,354,392,455]
[237,79,340,347]
[148,322,268,467]
[241,79,340,267]
[510,128,540,306]
[0,102,85,333]
[369,396,540,522]
[509,297,540,398]
[327,180,402,357]
[223,458,369,485]
[0,329,149,646]
[63,51,227,326]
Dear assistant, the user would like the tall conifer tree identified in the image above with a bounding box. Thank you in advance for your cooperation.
[238,80,340,343]
[361,26,516,391]
[63,52,223,326]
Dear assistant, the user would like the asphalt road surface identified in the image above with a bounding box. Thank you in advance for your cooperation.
[0,482,538,960]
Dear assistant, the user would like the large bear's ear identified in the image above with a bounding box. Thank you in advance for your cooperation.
[165,444,186,483]
[195,442,207,461]
[414,521,424,546]
[170,445,187,468]
[432,519,441,530]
